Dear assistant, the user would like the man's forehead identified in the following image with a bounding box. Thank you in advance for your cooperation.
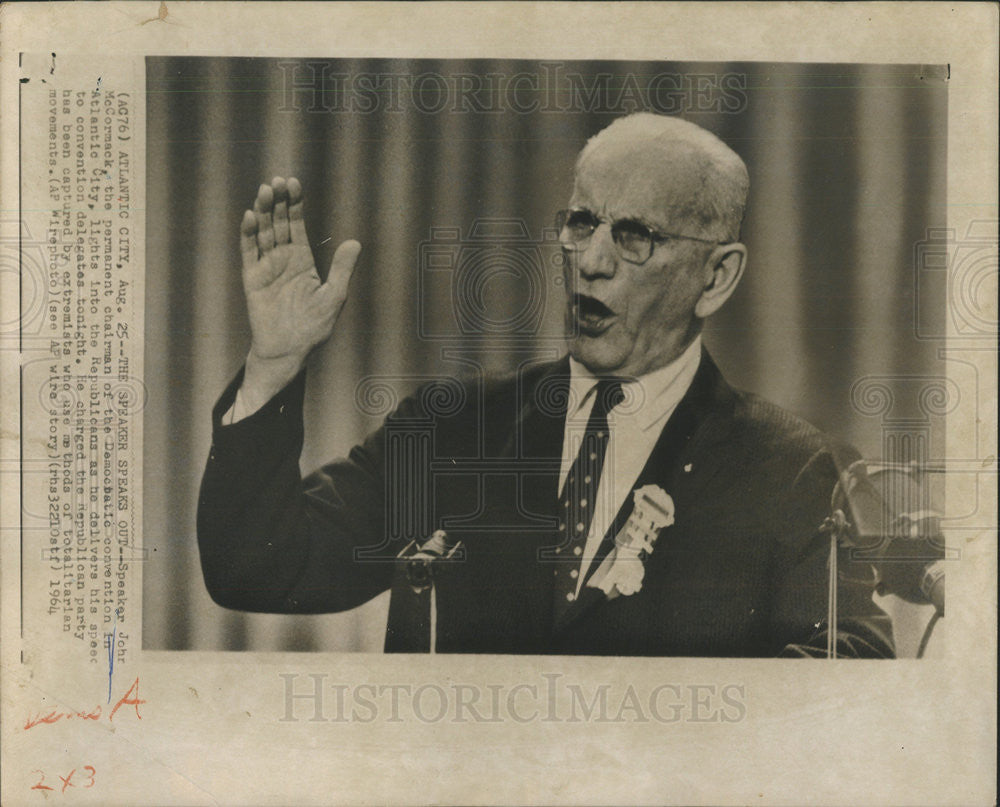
[570,136,711,229]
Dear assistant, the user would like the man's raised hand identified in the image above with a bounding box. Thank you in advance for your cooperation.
[238,177,360,402]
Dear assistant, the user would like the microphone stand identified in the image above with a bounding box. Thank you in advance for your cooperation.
[820,460,948,659]
[396,530,463,653]
[819,509,849,659]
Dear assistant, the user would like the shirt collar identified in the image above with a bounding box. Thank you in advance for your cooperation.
[566,336,703,431]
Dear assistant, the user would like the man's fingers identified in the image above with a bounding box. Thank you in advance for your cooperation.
[253,183,275,252]
[271,176,290,245]
[287,177,309,245]
[324,239,362,299]
[239,210,259,271]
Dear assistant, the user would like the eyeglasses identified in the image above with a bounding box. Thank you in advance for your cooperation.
[555,208,720,265]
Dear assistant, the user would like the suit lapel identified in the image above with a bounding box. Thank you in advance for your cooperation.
[500,358,571,641]
[553,348,737,635]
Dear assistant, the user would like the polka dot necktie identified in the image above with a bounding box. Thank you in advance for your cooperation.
[553,378,624,620]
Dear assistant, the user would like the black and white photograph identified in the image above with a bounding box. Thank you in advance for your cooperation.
[145,58,948,658]
[1,4,995,806]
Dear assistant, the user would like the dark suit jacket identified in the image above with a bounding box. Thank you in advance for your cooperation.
[197,350,894,657]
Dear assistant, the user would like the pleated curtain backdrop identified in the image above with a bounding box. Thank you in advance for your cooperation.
[143,59,947,653]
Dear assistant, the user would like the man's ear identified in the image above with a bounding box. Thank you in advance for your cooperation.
[694,242,747,319]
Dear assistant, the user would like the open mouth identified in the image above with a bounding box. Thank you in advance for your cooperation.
[572,294,617,336]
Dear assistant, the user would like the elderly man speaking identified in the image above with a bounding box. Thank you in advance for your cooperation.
[197,113,894,658]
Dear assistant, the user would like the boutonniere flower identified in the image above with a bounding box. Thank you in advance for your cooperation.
[590,484,674,599]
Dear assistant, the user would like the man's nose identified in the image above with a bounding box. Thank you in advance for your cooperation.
[576,224,618,279]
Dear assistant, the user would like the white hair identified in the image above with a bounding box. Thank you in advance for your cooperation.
[577,113,750,241]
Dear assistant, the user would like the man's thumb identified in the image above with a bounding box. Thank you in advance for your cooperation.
[326,239,362,295]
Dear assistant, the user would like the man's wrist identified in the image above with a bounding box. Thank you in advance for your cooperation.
[240,350,307,415]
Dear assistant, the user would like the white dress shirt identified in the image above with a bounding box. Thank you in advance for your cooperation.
[560,336,702,594]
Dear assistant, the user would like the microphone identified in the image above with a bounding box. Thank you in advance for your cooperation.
[398,530,463,594]
[917,561,945,617]
[832,460,945,616]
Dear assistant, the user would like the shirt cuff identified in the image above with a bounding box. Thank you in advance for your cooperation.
[222,388,253,425]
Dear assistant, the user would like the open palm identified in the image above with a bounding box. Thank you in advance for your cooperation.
[240,177,360,366]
